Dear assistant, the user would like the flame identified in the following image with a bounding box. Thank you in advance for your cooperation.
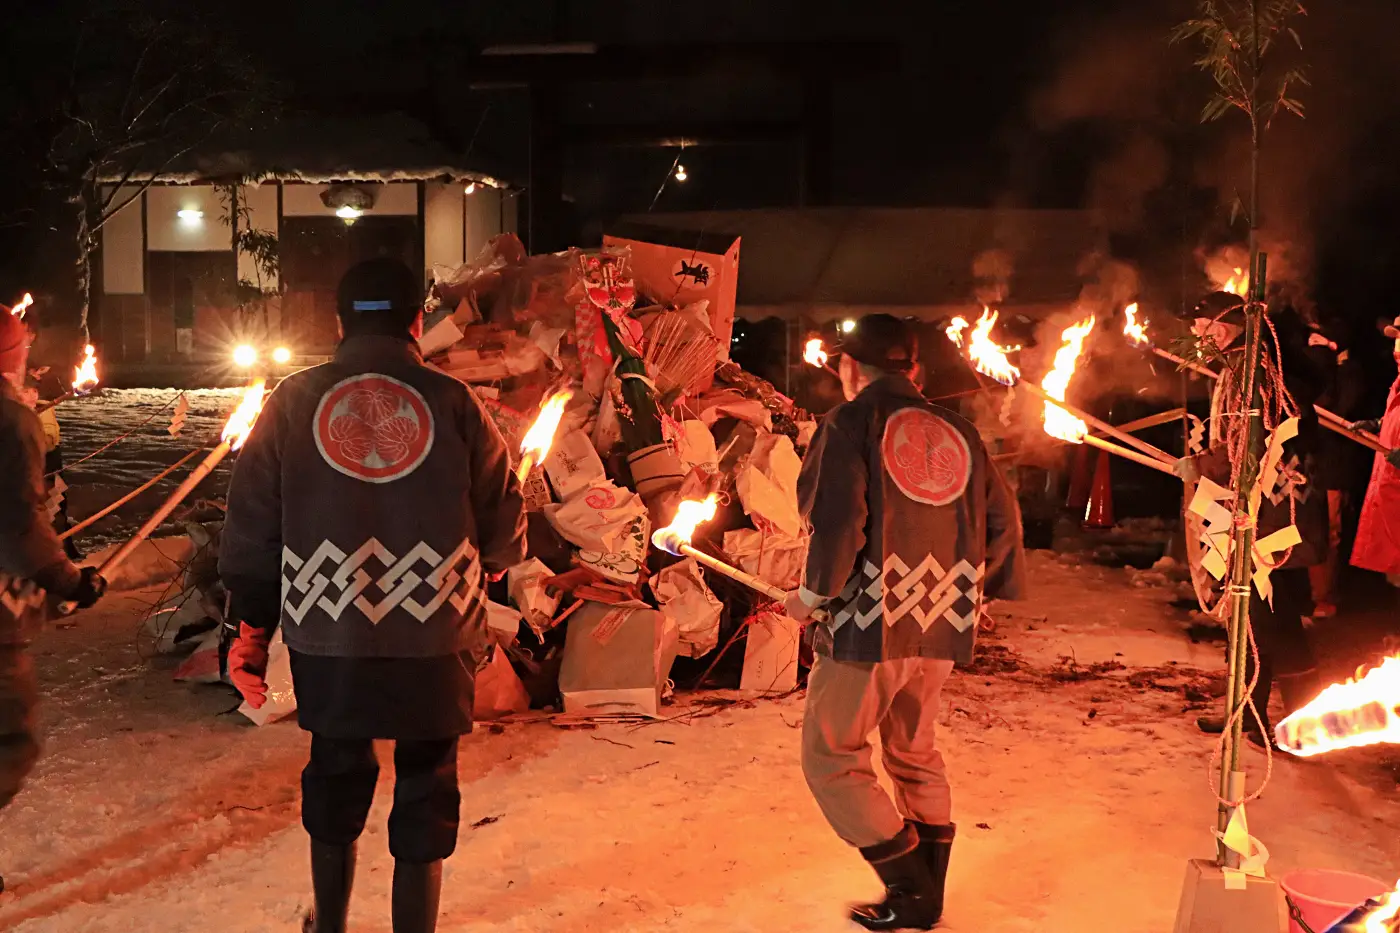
[1275,655,1400,757]
[803,338,829,368]
[517,389,573,481]
[1123,303,1149,348]
[72,344,99,393]
[945,317,970,348]
[221,379,267,450]
[652,493,719,551]
[964,308,1021,386]
[1358,881,1400,933]
[1221,267,1249,297]
[8,293,33,317]
[1041,316,1096,442]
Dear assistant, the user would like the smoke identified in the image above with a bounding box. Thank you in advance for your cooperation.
[1012,0,1400,315]
[1075,253,1140,313]
[972,248,1014,305]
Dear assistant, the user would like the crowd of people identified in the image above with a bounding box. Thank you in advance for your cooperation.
[1,269,1397,931]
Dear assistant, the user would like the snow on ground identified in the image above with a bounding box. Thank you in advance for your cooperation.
[56,388,244,551]
[0,553,1396,932]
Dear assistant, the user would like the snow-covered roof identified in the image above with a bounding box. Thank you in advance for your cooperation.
[98,113,514,188]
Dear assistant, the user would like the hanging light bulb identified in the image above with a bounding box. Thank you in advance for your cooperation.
[674,164,688,182]
[464,182,477,195]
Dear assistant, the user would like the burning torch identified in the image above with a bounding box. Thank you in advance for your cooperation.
[61,381,266,609]
[515,388,573,483]
[6,293,33,317]
[1024,315,1178,475]
[652,494,827,621]
[948,308,1176,475]
[1274,655,1400,758]
[803,338,839,378]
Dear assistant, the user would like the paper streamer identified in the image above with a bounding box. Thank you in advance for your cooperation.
[1214,804,1270,890]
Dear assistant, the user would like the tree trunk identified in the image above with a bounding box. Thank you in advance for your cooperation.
[72,177,102,342]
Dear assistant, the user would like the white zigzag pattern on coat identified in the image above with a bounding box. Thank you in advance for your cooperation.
[280,538,481,625]
[829,555,984,634]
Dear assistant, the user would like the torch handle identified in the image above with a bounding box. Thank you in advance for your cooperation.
[56,441,232,616]
[60,448,204,540]
[1315,406,1389,455]
[1150,346,1221,380]
[99,440,232,577]
[1083,435,1178,477]
[677,542,827,622]
[1019,382,1176,465]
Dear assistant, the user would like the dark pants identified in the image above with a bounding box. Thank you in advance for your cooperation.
[1246,568,1317,728]
[301,734,461,863]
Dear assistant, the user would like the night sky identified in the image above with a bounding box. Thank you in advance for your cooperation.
[4,0,1400,368]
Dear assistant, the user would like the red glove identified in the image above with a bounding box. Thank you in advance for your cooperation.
[227,623,272,709]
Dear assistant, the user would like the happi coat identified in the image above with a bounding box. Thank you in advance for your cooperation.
[1352,375,1400,578]
[797,374,1026,664]
[219,335,528,739]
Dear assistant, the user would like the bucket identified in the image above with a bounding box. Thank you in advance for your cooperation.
[1280,869,1390,933]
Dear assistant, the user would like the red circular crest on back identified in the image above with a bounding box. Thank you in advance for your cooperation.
[881,407,972,506]
[314,374,434,483]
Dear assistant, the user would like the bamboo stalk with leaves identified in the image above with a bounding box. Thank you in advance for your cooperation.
[1171,0,1308,867]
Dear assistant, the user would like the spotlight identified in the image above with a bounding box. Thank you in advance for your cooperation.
[840,319,856,334]
[232,344,258,368]
[272,346,292,365]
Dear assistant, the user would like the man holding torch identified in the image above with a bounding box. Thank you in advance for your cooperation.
[0,308,105,883]
[784,313,1026,931]
[219,258,527,933]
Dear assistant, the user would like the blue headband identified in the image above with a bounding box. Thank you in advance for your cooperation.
[352,300,393,312]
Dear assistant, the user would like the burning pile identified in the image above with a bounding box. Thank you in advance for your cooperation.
[407,234,815,718]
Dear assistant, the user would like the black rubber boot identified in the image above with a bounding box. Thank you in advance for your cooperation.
[391,860,443,933]
[850,826,940,931]
[911,822,955,923]
[302,840,356,933]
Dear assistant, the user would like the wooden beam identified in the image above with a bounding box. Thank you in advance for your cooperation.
[561,120,803,148]
[467,40,899,87]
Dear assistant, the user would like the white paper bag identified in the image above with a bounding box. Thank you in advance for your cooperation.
[545,482,649,583]
[485,600,524,646]
[508,558,561,636]
[674,420,720,473]
[239,630,298,726]
[543,430,608,503]
[735,433,804,537]
[722,529,809,590]
[740,611,801,694]
[651,558,722,657]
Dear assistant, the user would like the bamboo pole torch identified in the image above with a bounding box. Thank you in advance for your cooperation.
[61,382,266,610]
[1018,381,1176,465]
[651,495,828,621]
[59,447,204,540]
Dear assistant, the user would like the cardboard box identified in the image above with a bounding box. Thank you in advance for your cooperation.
[560,603,679,719]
